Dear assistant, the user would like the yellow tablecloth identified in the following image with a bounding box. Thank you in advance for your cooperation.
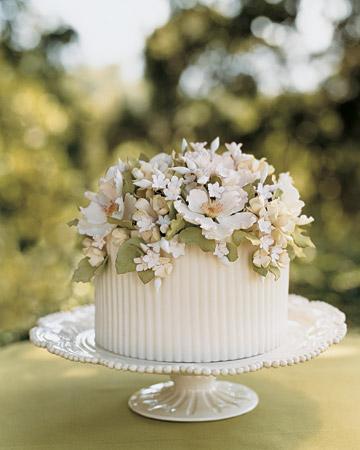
[0,334,359,450]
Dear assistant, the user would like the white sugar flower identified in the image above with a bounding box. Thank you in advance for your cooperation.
[258,217,272,233]
[106,228,129,263]
[181,144,231,185]
[78,201,114,240]
[154,261,173,278]
[190,141,207,151]
[225,142,243,154]
[78,162,129,240]
[160,236,185,258]
[270,245,283,263]
[259,234,274,251]
[134,242,173,286]
[175,188,256,241]
[157,215,171,234]
[256,183,273,200]
[297,214,314,225]
[133,198,157,233]
[249,196,266,216]
[213,241,230,264]
[253,249,271,268]
[277,173,304,217]
[208,182,225,199]
[163,176,182,200]
[82,238,106,267]
[135,247,160,271]
[152,171,168,190]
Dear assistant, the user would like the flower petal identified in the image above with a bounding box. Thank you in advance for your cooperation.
[187,189,208,213]
[80,201,107,225]
[218,212,256,231]
[174,200,205,224]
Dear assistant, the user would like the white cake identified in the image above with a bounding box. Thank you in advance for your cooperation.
[95,245,289,362]
[71,138,313,365]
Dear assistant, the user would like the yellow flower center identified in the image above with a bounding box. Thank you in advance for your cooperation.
[201,200,223,218]
[104,201,118,216]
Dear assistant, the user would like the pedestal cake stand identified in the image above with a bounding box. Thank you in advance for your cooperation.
[30,295,346,422]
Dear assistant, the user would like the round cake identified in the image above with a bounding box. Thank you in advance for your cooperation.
[95,245,289,362]
[70,138,313,363]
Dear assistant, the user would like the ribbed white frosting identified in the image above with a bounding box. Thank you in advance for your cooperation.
[94,245,289,363]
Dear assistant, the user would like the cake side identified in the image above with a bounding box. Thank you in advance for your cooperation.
[95,245,289,363]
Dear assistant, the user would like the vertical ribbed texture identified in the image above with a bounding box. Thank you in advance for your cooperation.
[94,246,289,362]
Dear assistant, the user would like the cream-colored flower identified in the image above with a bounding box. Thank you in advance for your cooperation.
[160,236,185,258]
[151,195,169,215]
[82,238,106,267]
[106,228,130,263]
[163,176,182,200]
[253,249,271,268]
[78,164,126,240]
[175,188,256,241]
[213,241,231,264]
[157,215,171,234]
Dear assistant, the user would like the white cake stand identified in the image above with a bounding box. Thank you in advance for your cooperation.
[30,295,346,422]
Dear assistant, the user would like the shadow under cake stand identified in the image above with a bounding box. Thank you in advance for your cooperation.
[30,294,346,422]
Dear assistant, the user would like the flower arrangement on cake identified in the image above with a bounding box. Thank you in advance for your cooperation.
[69,138,314,289]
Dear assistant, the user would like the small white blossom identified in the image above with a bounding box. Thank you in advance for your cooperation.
[270,246,283,264]
[257,183,273,200]
[160,237,185,258]
[214,241,229,260]
[259,234,274,251]
[163,176,183,200]
[258,217,272,234]
[151,171,168,190]
[83,238,106,267]
[208,182,225,199]
[210,137,220,152]
[157,215,171,233]
[190,141,207,151]
[253,249,271,268]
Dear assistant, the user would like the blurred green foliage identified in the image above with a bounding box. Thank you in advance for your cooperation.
[0,0,359,345]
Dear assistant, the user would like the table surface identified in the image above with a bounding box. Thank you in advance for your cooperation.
[0,333,359,450]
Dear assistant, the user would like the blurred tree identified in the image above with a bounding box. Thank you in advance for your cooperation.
[0,0,158,345]
[105,0,360,324]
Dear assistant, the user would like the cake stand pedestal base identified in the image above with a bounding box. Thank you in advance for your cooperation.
[128,375,258,422]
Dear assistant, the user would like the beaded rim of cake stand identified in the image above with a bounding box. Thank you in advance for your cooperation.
[29,295,347,376]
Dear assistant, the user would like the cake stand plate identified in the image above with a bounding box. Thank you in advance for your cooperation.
[30,295,346,422]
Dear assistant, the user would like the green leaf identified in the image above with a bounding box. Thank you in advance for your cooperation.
[72,257,102,283]
[232,230,259,246]
[243,183,256,200]
[273,188,283,199]
[67,218,79,227]
[116,238,144,274]
[107,217,135,229]
[165,215,186,240]
[252,264,269,278]
[232,230,246,246]
[122,170,135,195]
[209,175,222,185]
[293,228,315,248]
[167,202,177,220]
[226,242,238,262]
[137,269,154,284]
[287,242,306,259]
[268,265,281,281]
[287,244,296,261]
[139,152,150,162]
[178,227,216,253]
